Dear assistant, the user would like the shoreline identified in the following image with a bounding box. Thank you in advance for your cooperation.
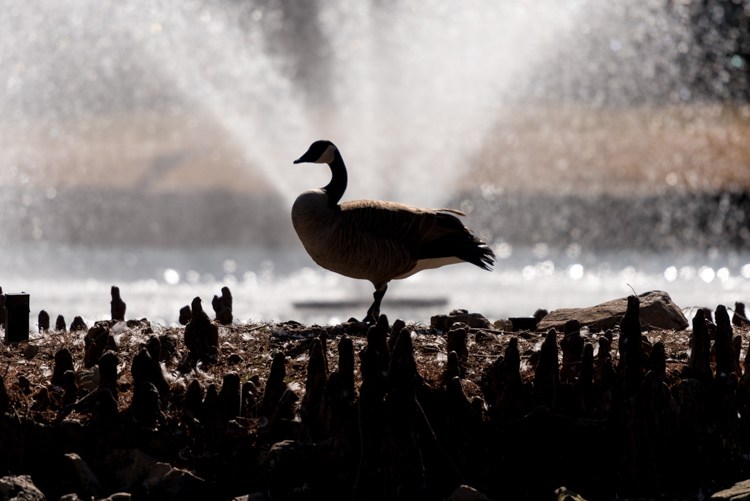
[1,292,750,500]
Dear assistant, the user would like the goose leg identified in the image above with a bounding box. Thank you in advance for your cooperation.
[364,284,388,323]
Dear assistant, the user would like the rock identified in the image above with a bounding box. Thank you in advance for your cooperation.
[227,353,243,365]
[448,484,492,501]
[102,494,132,501]
[493,318,513,331]
[431,309,491,331]
[536,291,688,332]
[711,478,750,500]
[474,330,497,343]
[144,462,206,500]
[22,343,39,360]
[65,452,103,499]
[106,448,158,490]
[555,486,588,501]
[59,494,83,501]
[509,317,538,331]
[0,475,45,500]
[264,440,315,499]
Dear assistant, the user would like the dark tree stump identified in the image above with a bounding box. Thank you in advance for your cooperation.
[619,295,644,394]
[84,324,110,369]
[97,351,119,398]
[260,352,288,419]
[560,320,584,383]
[533,329,559,407]
[688,309,712,382]
[70,316,88,332]
[733,302,750,327]
[211,286,233,325]
[178,305,191,326]
[715,305,734,378]
[446,325,469,364]
[184,297,219,365]
[110,285,126,322]
[52,347,75,387]
[38,310,50,333]
[217,372,242,426]
[301,338,327,441]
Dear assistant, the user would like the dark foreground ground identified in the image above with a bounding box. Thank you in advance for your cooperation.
[1,296,750,501]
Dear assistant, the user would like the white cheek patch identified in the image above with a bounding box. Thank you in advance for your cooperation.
[317,144,337,163]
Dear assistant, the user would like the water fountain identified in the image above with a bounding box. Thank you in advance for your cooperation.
[0,0,748,325]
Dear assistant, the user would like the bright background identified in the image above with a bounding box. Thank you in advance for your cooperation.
[1,1,749,326]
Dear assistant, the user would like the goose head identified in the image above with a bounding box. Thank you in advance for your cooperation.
[294,140,338,164]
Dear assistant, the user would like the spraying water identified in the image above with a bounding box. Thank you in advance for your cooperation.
[0,1,748,325]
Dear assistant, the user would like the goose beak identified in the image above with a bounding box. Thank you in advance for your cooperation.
[294,150,313,164]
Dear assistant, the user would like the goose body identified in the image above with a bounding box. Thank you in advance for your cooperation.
[292,140,495,322]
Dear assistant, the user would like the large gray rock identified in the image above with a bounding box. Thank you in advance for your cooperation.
[536,291,689,332]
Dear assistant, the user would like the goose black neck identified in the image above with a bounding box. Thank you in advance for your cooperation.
[324,150,347,208]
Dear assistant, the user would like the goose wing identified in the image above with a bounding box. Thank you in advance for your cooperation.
[339,200,494,270]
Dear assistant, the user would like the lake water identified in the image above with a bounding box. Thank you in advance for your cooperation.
[2,244,748,330]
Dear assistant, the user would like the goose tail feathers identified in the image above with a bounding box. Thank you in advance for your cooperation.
[461,242,495,271]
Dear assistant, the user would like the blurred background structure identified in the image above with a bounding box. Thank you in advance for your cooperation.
[0,0,749,324]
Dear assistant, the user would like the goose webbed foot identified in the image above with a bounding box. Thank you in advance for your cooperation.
[362,285,387,324]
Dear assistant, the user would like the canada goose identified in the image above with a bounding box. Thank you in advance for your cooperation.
[292,140,495,323]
